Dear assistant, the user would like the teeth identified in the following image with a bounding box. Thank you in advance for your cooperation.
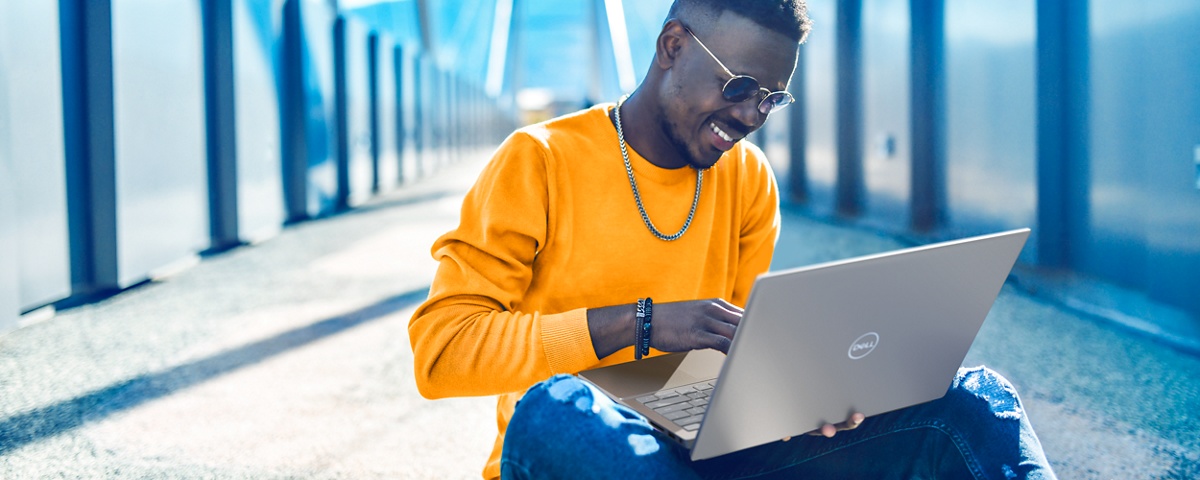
[710,123,733,142]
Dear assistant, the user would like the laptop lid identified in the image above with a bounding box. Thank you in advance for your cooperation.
[689,228,1029,460]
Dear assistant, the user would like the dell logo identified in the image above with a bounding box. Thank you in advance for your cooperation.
[848,332,879,360]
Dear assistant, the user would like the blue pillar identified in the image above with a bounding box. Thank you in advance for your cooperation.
[393,45,408,185]
[1036,0,1090,269]
[910,0,945,232]
[835,0,863,217]
[369,32,401,192]
[334,15,373,209]
[204,0,240,250]
[788,46,808,204]
[61,0,120,297]
[282,0,339,220]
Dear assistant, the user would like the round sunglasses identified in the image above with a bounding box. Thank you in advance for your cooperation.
[684,26,794,116]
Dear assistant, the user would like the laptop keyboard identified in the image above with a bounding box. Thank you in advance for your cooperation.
[634,380,715,431]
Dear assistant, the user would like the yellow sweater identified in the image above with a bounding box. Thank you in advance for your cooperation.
[409,104,780,479]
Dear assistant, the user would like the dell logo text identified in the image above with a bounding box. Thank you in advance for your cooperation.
[848,332,879,360]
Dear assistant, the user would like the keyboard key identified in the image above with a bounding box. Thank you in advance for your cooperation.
[645,395,689,409]
[662,410,690,421]
[684,423,701,431]
[676,414,704,426]
[691,398,709,406]
[654,402,692,415]
[686,407,706,416]
[636,394,659,404]
[697,383,714,391]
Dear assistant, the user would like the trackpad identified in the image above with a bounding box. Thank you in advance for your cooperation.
[579,349,726,400]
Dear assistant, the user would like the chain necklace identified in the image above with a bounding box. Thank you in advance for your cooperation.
[613,96,703,242]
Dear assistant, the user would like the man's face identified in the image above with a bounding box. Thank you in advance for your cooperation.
[660,12,798,170]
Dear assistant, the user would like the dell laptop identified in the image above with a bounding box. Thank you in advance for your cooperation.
[577,228,1030,460]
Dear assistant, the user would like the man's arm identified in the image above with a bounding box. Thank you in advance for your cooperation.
[409,132,599,399]
[731,142,782,306]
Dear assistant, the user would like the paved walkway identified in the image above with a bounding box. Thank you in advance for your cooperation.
[1,151,1197,479]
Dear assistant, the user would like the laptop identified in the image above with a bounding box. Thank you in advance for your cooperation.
[577,228,1030,461]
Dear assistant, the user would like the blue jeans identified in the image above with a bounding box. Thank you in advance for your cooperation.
[501,366,1056,479]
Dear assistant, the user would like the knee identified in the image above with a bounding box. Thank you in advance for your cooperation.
[506,376,592,457]
[519,374,591,408]
[947,366,1025,421]
[504,375,669,474]
[510,375,651,442]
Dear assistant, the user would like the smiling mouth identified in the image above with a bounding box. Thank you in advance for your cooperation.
[709,122,736,142]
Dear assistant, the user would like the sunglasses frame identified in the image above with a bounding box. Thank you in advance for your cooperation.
[682,26,794,116]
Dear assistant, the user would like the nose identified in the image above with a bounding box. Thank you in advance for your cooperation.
[728,98,765,134]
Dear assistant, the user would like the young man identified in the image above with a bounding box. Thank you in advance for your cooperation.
[409,1,1057,478]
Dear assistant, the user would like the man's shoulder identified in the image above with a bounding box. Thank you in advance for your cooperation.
[511,104,611,148]
[735,139,769,166]
[719,139,774,182]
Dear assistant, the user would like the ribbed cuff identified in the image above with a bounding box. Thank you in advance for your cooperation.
[540,307,598,374]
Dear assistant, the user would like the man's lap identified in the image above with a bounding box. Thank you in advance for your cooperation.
[501,367,1056,479]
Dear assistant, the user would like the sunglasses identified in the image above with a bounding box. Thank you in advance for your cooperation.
[683,26,794,116]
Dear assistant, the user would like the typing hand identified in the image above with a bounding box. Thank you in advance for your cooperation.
[810,412,866,437]
[781,412,866,441]
[648,298,742,354]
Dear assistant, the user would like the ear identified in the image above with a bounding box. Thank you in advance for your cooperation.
[655,19,688,70]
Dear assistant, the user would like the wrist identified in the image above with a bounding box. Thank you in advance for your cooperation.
[585,303,640,360]
[635,297,654,360]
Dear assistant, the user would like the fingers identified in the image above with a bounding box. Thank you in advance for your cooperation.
[651,298,742,353]
[706,315,737,341]
[805,413,866,438]
[830,412,865,432]
[700,332,733,354]
[707,299,743,326]
[714,298,744,314]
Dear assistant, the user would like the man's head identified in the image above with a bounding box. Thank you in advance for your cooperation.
[642,0,811,170]
[666,0,812,45]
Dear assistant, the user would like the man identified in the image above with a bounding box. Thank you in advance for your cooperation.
[410,1,1057,478]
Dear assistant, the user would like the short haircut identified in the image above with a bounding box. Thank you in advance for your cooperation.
[667,0,813,44]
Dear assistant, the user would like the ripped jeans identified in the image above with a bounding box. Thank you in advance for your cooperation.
[501,366,1057,479]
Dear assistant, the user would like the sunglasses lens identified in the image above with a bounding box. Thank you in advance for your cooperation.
[759,92,795,115]
[722,76,759,103]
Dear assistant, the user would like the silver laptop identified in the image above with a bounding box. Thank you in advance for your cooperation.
[578,228,1030,460]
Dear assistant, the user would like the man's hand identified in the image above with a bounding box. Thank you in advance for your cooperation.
[812,412,866,437]
[781,412,866,441]
[648,298,742,354]
[587,298,742,359]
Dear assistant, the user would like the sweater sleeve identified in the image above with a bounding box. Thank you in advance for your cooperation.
[730,143,782,307]
[408,131,599,399]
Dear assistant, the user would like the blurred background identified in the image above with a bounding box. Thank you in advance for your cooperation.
[2,0,1198,336]
[3,0,1199,338]
[1,0,1198,477]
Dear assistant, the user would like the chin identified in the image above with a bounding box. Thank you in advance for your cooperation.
[686,150,721,171]
[663,118,722,170]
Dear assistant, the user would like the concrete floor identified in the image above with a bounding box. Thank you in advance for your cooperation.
[1,152,1197,479]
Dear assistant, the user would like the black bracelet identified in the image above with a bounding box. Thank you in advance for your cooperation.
[634,300,645,360]
[640,297,653,359]
[635,299,647,360]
